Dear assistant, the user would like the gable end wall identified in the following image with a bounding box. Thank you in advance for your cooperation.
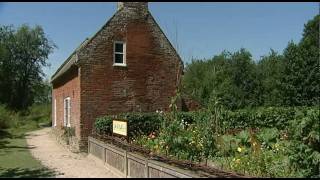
[77,8,183,150]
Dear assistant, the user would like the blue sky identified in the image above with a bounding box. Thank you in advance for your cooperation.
[0,2,318,79]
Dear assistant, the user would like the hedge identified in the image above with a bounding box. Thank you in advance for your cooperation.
[94,112,164,138]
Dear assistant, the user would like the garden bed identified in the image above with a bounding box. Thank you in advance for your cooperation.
[90,132,250,178]
[93,107,319,178]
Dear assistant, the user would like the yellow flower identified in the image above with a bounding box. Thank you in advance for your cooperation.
[237,147,242,153]
[235,159,241,164]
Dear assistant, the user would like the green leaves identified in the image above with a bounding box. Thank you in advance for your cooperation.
[182,15,319,109]
[97,106,319,177]
[281,15,320,107]
[0,24,56,110]
[94,112,164,139]
[257,128,279,147]
[183,49,260,110]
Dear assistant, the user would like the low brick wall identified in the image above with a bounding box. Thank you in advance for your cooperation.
[88,137,204,178]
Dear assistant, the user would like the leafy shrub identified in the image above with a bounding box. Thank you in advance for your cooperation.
[0,103,52,131]
[176,111,196,126]
[94,116,113,134]
[61,126,76,145]
[257,128,280,148]
[0,104,11,129]
[222,107,298,130]
[236,129,250,146]
[94,112,164,139]
[288,108,319,150]
[214,108,320,177]
[222,145,291,177]
[286,108,320,177]
[286,141,320,177]
[216,134,240,156]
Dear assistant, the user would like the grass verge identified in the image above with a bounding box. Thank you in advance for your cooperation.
[0,104,57,178]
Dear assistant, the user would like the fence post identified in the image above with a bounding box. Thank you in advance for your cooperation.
[145,159,149,178]
[124,150,128,177]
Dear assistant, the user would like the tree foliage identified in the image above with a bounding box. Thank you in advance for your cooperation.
[257,50,284,106]
[183,49,260,110]
[0,24,55,110]
[183,15,319,109]
[281,15,320,106]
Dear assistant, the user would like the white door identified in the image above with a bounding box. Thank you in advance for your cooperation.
[64,97,71,127]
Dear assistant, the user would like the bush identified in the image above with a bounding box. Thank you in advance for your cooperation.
[222,107,298,130]
[0,103,52,131]
[286,108,320,177]
[0,104,11,129]
[94,112,164,139]
[214,107,320,177]
[94,116,113,135]
[257,128,280,147]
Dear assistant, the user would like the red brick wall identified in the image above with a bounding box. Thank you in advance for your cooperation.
[52,67,81,140]
[77,9,183,149]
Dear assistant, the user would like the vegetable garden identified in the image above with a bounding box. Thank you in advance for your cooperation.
[94,96,319,178]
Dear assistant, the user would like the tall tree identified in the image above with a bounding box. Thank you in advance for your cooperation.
[182,49,260,110]
[0,24,56,110]
[228,48,260,109]
[257,49,284,106]
[282,15,319,106]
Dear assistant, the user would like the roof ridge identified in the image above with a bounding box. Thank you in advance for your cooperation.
[50,10,121,83]
[50,38,89,82]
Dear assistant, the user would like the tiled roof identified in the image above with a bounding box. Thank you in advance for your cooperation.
[50,38,89,83]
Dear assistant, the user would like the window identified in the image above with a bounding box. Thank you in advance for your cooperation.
[54,99,57,127]
[64,97,71,127]
[113,41,126,66]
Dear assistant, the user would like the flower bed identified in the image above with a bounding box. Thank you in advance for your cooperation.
[94,107,319,177]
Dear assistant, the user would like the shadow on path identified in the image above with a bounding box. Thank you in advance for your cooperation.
[0,167,60,178]
[0,129,60,178]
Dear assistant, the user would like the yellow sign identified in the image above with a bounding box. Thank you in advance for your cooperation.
[112,120,127,136]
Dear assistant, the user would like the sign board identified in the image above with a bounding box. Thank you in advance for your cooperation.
[112,119,127,136]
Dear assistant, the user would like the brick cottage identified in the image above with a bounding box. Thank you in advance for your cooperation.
[50,2,191,151]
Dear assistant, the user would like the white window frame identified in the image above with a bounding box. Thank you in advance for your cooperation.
[54,98,57,127]
[63,97,71,127]
[113,41,126,67]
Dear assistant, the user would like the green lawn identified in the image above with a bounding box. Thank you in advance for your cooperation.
[0,104,57,178]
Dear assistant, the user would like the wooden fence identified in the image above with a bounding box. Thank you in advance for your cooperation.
[88,136,205,178]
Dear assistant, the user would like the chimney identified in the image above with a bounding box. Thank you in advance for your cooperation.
[117,2,149,12]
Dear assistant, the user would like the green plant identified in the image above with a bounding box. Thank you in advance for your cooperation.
[286,108,320,177]
[61,127,75,145]
[236,129,250,147]
[94,116,113,135]
[0,104,11,129]
[94,112,163,139]
[257,128,279,148]
[97,106,319,178]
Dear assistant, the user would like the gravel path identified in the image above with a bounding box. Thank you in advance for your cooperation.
[25,128,120,178]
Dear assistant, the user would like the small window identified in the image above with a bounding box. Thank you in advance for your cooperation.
[113,41,126,66]
[64,97,71,127]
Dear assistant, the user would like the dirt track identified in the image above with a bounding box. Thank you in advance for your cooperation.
[25,128,119,178]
